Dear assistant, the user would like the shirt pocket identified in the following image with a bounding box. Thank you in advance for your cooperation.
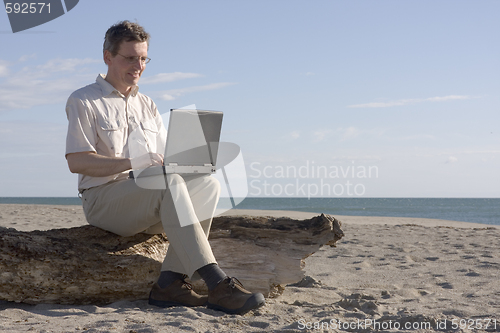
[140,120,159,153]
[97,116,127,156]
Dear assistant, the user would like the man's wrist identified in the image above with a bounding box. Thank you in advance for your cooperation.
[125,157,133,170]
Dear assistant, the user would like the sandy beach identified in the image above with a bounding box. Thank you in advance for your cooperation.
[1,204,499,332]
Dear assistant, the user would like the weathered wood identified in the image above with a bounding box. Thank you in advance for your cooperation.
[0,214,343,305]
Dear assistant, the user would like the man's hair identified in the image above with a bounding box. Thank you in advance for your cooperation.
[103,20,150,56]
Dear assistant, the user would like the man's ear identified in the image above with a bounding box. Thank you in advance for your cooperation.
[103,50,112,66]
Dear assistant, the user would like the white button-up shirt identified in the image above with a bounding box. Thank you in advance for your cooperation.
[65,74,167,191]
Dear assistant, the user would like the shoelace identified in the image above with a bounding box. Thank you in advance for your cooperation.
[181,275,194,290]
[227,277,244,289]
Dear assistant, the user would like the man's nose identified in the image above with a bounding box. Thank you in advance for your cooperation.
[133,59,145,70]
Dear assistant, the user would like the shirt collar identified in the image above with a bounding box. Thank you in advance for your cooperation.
[96,74,139,97]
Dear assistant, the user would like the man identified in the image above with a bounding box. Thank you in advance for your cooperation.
[65,20,264,315]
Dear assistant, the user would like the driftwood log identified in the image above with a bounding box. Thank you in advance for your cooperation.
[0,214,343,305]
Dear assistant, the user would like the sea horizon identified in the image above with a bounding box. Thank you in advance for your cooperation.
[1,197,499,226]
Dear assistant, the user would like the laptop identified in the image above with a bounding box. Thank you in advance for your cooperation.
[131,109,223,178]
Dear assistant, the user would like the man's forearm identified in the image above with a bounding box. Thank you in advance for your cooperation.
[66,152,132,177]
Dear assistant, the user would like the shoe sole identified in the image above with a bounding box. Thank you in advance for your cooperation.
[207,293,266,315]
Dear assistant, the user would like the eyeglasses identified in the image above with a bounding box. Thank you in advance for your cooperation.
[117,53,151,64]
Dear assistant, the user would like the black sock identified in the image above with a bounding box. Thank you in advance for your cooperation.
[196,263,227,291]
[157,270,185,289]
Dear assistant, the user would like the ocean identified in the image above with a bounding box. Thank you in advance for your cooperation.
[1,197,499,226]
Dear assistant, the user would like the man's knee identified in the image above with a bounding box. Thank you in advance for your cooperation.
[166,173,184,186]
[206,176,221,194]
[142,222,164,235]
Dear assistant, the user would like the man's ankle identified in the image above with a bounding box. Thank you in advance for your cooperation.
[157,270,185,289]
[196,263,227,291]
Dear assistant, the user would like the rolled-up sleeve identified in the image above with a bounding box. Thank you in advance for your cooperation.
[65,95,97,156]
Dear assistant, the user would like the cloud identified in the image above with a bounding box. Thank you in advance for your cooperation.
[312,129,332,142]
[426,95,472,102]
[18,54,36,62]
[278,131,301,142]
[290,131,300,139]
[311,127,371,142]
[441,150,500,157]
[36,58,99,73]
[446,156,458,163]
[0,57,100,111]
[140,72,203,85]
[158,82,237,101]
[348,99,419,108]
[347,95,476,108]
[401,134,436,140]
[0,60,9,77]
[0,66,8,77]
[340,126,361,141]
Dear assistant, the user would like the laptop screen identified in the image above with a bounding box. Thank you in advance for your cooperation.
[164,109,223,166]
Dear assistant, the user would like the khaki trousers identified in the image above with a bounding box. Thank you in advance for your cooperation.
[81,174,221,278]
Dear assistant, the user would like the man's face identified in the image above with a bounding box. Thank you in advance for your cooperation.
[104,40,148,95]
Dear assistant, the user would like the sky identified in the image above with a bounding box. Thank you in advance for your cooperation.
[0,0,499,198]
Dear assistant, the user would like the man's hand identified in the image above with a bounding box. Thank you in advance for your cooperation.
[131,152,164,170]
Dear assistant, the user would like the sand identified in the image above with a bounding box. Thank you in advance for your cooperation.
[1,204,499,332]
